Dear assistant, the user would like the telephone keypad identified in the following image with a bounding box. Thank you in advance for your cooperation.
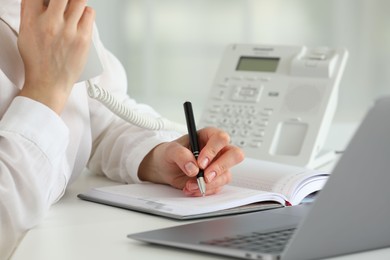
[205,101,271,149]
[205,75,275,148]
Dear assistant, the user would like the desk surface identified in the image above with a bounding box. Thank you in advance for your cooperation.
[11,123,390,260]
[10,171,390,260]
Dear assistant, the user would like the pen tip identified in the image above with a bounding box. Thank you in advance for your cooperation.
[197,177,207,197]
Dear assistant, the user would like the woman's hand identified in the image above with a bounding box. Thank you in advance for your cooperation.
[18,0,95,114]
[138,127,245,196]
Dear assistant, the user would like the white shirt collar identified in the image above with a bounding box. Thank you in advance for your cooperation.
[0,0,21,33]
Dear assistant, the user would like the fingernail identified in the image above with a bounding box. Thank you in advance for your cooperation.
[200,158,209,169]
[185,162,198,175]
[206,171,216,183]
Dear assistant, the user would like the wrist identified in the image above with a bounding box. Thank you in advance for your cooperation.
[138,143,166,184]
[19,82,71,114]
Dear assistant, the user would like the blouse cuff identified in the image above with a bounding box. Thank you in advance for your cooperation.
[0,96,69,163]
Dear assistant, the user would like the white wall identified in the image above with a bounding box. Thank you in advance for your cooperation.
[89,0,390,124]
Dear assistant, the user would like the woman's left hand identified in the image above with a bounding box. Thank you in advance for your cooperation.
[138,127,245,196]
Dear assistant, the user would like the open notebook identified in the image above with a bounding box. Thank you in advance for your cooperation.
[78,158,328,220]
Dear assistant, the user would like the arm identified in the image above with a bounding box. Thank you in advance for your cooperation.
[0,0,94,258]
[87,47,183,184]
[86,37,244,194]
[0,97,69,259]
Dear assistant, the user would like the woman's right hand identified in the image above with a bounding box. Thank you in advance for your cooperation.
[18,0,95,114]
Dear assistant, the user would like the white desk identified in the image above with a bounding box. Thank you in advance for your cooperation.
[10,171,390,260]
[10,123,390,260]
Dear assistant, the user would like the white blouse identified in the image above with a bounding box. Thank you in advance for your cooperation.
[0,0,180,258]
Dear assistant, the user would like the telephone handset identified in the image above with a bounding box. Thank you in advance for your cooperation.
[199,44,348,168]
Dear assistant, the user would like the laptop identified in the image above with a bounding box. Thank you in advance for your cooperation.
[128,96,390,260]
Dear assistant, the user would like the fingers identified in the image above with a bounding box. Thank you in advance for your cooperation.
[196,128,244,182]
[197,128,231,169]
[203,144,244,182]
[165,142,199,178]
[21,0,43,17]
[183,171,232,197]
[26,0,93,26]
[21,0,94,30]
[46,0,69,17]
[45,0,94,31]
[65,0,91,26]
[182,144,243,197]
[171,127,244,197]
[20,0,42,29]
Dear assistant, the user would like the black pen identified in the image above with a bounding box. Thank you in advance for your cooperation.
[183,101,206,196]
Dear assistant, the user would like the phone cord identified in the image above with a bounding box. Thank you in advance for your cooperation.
[86,80,186,132]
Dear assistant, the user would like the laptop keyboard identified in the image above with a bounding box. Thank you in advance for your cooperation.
[199,227,296,254]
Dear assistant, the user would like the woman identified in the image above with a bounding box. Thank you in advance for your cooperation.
[0,0,244,258]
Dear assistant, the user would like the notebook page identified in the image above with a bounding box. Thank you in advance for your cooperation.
[87,183,286,217]
[230,157,328,203]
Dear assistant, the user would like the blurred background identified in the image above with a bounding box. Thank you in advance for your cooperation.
[88,0,390,125]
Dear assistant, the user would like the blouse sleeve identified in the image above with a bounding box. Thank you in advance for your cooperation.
[0,97,70,259]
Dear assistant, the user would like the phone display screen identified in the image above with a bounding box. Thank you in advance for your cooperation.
[236,56,280,72]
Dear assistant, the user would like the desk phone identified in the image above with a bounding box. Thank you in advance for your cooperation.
[199,44,348,168]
